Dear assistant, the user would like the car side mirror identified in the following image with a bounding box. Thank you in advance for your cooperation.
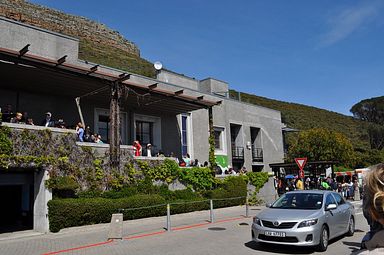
[326,204,337,211]
[265,203,272,208]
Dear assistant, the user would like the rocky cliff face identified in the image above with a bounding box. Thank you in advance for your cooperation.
[0,0,140,56]
[0,0,155,77]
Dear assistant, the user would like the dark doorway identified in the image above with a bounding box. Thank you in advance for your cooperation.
[0,185,33,233]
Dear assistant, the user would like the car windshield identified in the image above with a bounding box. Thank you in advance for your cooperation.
[271,193,323,210]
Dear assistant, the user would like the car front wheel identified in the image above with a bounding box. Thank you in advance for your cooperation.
[316,225,329,252]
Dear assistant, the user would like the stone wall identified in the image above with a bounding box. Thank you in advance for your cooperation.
[0,0,140,56]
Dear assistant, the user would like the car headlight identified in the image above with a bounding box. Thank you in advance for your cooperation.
[253,217,261,225]
[298,219,318,228]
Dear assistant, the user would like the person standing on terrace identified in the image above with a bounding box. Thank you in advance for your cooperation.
[76,122,84,142]
[10,112,22,124]
[133,140,142,156]
[41,112,55,127]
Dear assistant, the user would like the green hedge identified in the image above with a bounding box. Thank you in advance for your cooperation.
[48,194,166,232]
[204,176,247,207]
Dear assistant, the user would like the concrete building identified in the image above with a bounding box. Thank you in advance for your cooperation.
[0,17,284,233]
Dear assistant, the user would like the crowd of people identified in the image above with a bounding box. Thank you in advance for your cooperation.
[1,104,105,144]
[276,175,361,201]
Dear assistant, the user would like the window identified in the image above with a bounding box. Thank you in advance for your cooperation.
[214,130,221,149]
[135,121,153,146]
[332,193,345,205]
[95,108,127,144]
[213,127,226,153]
[325,194,336,207]
[134,114,161,152]
[98,115,109,143]
[181,115,188,156]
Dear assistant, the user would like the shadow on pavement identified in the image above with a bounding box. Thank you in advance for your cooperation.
[343,241,362,254]
[244,241,315,254]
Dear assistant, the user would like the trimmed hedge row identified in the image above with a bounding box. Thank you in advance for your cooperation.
[48,176,251,232]
[48,194,166,232]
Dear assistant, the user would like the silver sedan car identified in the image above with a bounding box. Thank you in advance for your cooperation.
[251,190,355,252]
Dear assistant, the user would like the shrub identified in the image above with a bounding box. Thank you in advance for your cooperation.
[178,167,216,191]
[102,185,139,199]
[0,126,12,155]
[203,176,247,207]
[48,194,166,232]
[137,158,179,183]
[246,172,269,192]
[46,176,79,198]
[160,188,202,201]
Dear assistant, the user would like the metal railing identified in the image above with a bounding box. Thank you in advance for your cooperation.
[110,196,249,239]
[252,146,263,162]
[231,146,244,160]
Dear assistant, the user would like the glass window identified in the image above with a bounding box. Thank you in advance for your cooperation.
[325,194,336,207]
[98,115,109,143]
[214,130,221,149]
[136,121,153,146]
[332,193,345,205]
[271,193,323,210]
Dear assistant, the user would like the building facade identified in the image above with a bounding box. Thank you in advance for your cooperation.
[0,17,284,233]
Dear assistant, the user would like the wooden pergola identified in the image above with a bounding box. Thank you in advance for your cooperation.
[0,45,222,170]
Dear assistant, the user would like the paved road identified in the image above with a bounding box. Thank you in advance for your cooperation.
[0,201,367,255]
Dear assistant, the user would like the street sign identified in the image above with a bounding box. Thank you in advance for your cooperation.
[295,157,307,171]
[299,170,305,179]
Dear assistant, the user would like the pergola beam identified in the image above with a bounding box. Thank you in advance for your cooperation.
[19,44,30,57]
[116,73,131,82]
[148,83,158,90]
[56,55,67,66]
[87,64,99,75]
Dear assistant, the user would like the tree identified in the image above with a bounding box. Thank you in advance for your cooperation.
[287,128,355,167]
[350,96,384,125]
[367,124,384,150]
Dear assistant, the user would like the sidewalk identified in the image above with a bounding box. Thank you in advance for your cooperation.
[0,205,261,255]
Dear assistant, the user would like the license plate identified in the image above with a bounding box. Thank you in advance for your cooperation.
[265,231,286,237]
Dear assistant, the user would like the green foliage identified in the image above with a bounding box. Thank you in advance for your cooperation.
[46,176,79,190]
[288,128,356,167]
[46,176,79,198]
[246,172,269,192]
[123,162,137,184]
[350,96,384,125]
[208,108,217,172]
[230,90,374,166]
[48,194,166,232]
[248,191,264,206]
[79,39,156,78]
[0,126,12,155]
[366,123,384,150]
[137,159,179,183]
[178,167,216,191]
[203,176,247,207]
[0,155,53,169]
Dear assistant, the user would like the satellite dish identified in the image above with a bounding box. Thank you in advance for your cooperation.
[154,61,163,70]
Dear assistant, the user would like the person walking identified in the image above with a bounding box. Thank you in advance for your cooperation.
[353,180,360,201]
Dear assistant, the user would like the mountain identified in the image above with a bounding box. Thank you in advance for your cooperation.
[0,0,156,77]
[229,90,371,151]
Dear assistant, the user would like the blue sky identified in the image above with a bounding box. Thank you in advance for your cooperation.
[29,0,384,115]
